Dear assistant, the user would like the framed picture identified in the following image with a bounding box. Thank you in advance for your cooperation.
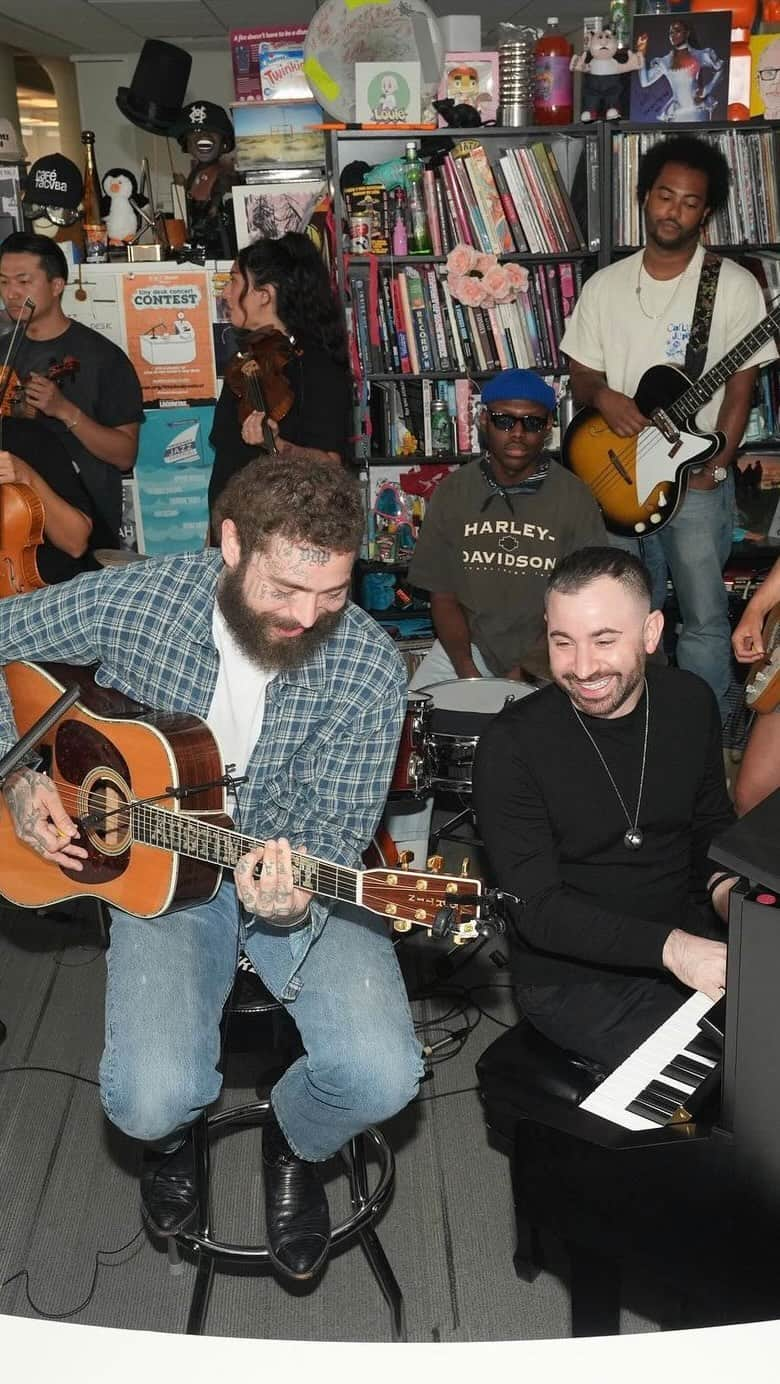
[437,51,499,124]
[629,12,731,124]
[355,62,422,124]
[232,178,327,250]
[230,101,326,170]
[750,34,780,119]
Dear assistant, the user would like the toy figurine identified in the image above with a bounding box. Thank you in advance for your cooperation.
[101,168,146,244]
[570,28,644,121]
[173,100,238,258]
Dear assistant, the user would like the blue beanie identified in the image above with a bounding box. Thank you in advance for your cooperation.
[481,369,556,412]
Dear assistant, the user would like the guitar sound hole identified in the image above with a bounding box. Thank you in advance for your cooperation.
[84,775,132,856]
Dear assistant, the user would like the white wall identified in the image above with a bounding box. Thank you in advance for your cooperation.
[73,48,233,214]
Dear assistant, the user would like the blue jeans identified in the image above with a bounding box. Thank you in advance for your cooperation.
[610,473,735,719]
[99,882,424,1161]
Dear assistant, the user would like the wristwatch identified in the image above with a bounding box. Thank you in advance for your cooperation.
[710,465,729,484]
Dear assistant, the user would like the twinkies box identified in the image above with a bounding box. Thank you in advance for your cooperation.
[230,26,312,103]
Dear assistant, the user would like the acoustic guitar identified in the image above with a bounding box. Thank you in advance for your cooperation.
[744,603,780,714]
[563,301,780,537]
[0,662,483,942]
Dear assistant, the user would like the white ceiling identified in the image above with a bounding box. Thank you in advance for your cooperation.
[0,0,598,59]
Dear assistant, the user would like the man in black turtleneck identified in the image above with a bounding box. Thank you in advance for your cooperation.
[383,367,606,868]
[473,546,736,1071]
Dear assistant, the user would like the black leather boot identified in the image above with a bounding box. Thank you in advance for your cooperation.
[140,1134,198,1237]
[262,1114,331,1280]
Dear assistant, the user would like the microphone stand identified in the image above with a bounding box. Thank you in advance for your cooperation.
[0,680,82,1047]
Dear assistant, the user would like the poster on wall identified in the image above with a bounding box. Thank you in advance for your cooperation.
[134,404,215,555]
[62,269,126,351]
[233,179,326,250]
[121,270,217,404]
[749,34,780,118]
[629,12,731,124]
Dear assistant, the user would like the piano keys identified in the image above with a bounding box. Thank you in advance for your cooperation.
[579,991,721,1132]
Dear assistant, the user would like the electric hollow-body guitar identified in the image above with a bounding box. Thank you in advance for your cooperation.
[563,301,780,537]
[0,662,483,942]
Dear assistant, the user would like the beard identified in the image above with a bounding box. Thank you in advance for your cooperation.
[217,563,344,671]
[645,211,702,253]
[557,650,646,719]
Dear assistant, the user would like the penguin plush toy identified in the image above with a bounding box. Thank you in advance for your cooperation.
[101,168,146,245]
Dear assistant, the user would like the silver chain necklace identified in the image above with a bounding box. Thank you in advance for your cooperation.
[635,259,684,322]
[570,679,650,850]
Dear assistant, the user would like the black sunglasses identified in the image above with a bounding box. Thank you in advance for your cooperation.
[487,410,548,434]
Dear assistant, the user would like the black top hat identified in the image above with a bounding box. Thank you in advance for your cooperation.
[174,101,235,154]
[116,39,192,136]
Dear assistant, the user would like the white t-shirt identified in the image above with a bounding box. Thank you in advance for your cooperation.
[207,605,276,785]
[560,243,778,432]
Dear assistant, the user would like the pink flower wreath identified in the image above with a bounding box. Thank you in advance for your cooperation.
[445,244,528,309]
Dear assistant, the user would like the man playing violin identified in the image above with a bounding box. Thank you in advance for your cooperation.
[208,233,351,516]
[0,233,144,545]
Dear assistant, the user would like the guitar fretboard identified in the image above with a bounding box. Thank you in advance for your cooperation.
[668,303,780,426]
[130,803,360,906]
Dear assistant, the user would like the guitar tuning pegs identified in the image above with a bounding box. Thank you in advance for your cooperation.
[460,856,471,877]
[426,854,444,874]
[398,851,414,871]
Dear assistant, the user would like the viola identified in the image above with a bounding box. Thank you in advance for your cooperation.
[223,328,301,455]
[0,297,46,596]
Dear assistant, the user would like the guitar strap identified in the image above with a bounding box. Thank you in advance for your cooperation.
[684,252,722,382]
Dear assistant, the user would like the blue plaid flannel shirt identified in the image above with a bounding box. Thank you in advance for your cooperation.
[0,550,407,965]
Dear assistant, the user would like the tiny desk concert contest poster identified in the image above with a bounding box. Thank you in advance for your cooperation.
[121,269,217,404]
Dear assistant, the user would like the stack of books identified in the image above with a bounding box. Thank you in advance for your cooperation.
[347,259,583,379]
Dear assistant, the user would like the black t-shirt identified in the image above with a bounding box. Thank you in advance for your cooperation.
[472,663,735,990]
[1,417,112,584]
[3,321,144,540]
[208,344,351,511]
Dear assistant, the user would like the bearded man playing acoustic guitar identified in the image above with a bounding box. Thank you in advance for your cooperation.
[560,136,777,720]
[0,458,423,1283]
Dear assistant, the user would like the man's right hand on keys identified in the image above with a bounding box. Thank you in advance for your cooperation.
[662,928,727,1002]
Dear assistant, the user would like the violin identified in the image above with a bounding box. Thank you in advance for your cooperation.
[0,355,80,420]
[0,296,46,596]
[223,328,301,455]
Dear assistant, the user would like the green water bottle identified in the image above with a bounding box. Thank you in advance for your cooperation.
[404,141,432,255]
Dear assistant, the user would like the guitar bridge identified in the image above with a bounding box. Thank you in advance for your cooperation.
[651,408,682,454]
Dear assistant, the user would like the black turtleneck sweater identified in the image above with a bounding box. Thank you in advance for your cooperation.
[472,663,735,990]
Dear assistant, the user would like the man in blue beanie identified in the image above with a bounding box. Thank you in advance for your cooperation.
[385,368,606,868]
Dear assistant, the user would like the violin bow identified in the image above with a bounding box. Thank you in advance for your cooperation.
[0,297,35,449]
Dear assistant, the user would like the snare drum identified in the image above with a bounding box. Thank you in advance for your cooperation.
[422,678,533,793]
[389,691,433,796]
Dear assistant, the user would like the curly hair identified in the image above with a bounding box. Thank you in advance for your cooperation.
[637,136,730,215]
[236,232,348,365]
[213,456,364,557]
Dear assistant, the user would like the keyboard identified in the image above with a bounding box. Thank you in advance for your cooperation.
[580,991,720,1132]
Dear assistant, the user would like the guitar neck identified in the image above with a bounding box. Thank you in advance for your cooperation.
[670,303,780,425]
[130,802,360,907]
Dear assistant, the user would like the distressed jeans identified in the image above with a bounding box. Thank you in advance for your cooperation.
[610,471,735,719]
[99,882,424,1161]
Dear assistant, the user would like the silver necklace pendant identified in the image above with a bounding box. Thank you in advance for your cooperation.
[624,828,644,851]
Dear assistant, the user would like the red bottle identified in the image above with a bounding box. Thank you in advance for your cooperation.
[533,17,573,125]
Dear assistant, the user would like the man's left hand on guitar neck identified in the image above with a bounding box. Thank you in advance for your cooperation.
[234,836,313,926]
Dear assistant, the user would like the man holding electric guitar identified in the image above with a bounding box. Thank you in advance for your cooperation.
[560,135,777,719]
[0,457,425,1283]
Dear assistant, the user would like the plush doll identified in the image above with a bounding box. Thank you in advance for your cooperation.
[570,28,644,121]
[101,168,146,244]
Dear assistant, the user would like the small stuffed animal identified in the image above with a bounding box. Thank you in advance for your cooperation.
[432,97,483,128]
[570,28,644,122]
[101,168,144,244]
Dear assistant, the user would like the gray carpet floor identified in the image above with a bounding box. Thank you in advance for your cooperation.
[0,870,661,1343]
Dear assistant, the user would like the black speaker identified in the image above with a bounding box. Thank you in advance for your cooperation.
[116,39,192,136]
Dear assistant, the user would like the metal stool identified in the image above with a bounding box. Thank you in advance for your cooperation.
[168,957,406,1340]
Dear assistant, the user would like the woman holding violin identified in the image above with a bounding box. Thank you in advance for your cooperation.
[208,233,351,516]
